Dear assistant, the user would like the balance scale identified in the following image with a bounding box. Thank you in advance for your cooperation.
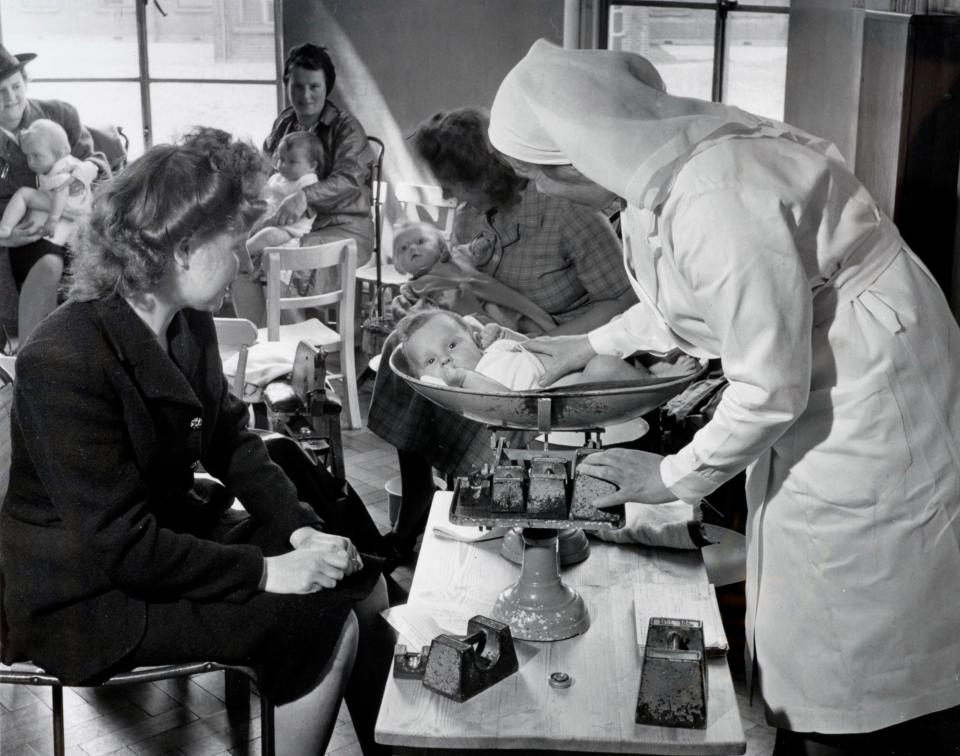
[390,348,705,642]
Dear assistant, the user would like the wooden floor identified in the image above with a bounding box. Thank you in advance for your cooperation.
[0,359,777,756]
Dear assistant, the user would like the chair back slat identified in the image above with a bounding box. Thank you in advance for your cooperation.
[278,292,340,310]
[264,240,357,343]
[394,182,459,239]
[214,317,258,399]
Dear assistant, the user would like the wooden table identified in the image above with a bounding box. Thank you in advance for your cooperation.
[375,493,746,755]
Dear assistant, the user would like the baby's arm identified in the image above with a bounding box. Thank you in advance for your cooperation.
[449,244,480,273]
[293,173,319,218]
[440,365,513,393]
[478,322,526,348]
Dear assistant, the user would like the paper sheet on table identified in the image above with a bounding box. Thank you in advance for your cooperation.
[432,523,510,542]
[634,582,729,656]
[381,598,493,648]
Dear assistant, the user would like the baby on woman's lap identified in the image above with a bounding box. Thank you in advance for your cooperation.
[391,221,556,334]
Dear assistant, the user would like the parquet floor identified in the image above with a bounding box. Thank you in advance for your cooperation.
[0,357,776,755]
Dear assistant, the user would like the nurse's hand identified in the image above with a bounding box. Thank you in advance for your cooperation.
[577,449,674,507]
[523,334,596,386]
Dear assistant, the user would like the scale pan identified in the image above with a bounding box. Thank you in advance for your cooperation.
[389,345,707,432]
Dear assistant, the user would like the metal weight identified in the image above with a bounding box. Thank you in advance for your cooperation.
[421,616,519,702]
[635,618,707,729]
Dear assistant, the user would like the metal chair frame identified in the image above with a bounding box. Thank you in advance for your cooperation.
[366,136,386,316]
[0,661,275,756]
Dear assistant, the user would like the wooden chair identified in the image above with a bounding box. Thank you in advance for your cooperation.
[214,316,259,399]
[261,239,361,429]
[394,182,459,239]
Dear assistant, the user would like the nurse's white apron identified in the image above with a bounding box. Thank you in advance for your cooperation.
[745,219,960,733]
[624,178,960,733]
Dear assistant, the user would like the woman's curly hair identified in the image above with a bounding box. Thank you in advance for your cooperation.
[412,107,525,208]
[69,130,262,301]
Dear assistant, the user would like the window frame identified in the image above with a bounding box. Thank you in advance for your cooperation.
[597,0,789,103]
[4,0,285,149]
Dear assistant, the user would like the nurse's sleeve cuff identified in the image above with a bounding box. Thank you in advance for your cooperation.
[588,319,638,358]
[660,454,719,505]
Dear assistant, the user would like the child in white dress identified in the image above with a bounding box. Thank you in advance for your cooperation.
[245,131,324,260]
[0,119,93,246]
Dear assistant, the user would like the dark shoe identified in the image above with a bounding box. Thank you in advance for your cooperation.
[382,530,420,561]
[384,574,410,607]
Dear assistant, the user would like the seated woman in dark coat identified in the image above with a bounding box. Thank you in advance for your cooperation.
[0,137,393,755]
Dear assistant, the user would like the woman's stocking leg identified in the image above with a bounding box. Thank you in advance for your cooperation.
[275,611,359,756]
[344,576,394,755]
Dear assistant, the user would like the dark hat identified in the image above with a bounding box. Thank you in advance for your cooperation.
[0,45,36,83]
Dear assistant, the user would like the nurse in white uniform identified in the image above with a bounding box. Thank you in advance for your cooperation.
[489,39,960,755]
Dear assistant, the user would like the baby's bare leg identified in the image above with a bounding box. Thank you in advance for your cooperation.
[245,225,296,256]
[0,187,51,236]
[578,355,655,383]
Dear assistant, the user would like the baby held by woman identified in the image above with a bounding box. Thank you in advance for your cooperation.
[0,119,93,245]
[245,130,323,259]
[397,308,669,392]
[392,221,556,333]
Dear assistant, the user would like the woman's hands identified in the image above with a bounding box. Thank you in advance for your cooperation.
[577,449,675,507]
[274,189,307,227]
[2,220,43,247]
[523,334,597,385]
[262,529,363,594]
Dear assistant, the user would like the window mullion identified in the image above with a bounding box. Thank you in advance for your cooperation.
[135,0,153,149]
[712,0,732,102]
[274,0,285,115]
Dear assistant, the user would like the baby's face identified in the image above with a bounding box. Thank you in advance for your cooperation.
[21,136,58,176]
[394,226,443,277]
[276,144,317,182]
[406,315,483,381]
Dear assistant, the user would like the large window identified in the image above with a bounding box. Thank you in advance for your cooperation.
[0,0,282,158]
[604,0,790,120]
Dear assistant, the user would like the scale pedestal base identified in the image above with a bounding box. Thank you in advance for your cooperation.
[491,528,590,641]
